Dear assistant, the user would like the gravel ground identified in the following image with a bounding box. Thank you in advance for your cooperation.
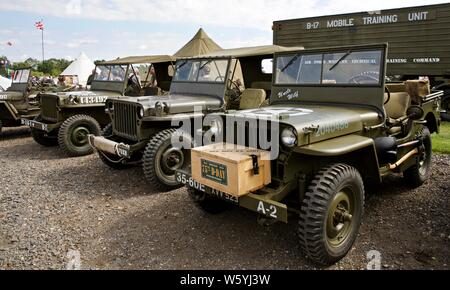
[0,127,449,270]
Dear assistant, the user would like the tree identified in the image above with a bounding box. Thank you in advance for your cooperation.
[37,58,71,76]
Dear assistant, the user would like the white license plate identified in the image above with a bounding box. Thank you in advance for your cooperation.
[176,172,239,204]
[116,146,130,158]
[21,119,48,131]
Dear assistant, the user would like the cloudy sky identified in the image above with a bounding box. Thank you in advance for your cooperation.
[0,0,447,62]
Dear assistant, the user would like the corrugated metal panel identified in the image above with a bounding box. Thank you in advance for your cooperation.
[273,3,450,76]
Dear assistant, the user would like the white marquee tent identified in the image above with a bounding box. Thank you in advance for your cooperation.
[60,52,95,86]
[0,75,11,91]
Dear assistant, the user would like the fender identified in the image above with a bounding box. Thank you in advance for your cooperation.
[294,134,381,182]
[294,134,374,156]
[0,101,19,120]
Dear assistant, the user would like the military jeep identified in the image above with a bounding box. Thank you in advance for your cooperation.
[177,44,442,265]
[0,68,41,134]
[23,56,175,156]
[89,45,302,191]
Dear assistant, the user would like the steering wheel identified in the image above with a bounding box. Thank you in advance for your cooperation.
[384,86,391,105]
[348,71,380,84]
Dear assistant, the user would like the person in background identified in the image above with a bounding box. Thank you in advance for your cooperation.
[147,66,158,88]
[57,76,67,87]
[87,69,95,86]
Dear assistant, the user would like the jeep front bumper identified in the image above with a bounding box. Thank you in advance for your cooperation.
[88,135,132,158]
[176,169,288,223]
[20,118,60,132]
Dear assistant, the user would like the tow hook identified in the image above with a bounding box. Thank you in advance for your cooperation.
[257,215,277,227]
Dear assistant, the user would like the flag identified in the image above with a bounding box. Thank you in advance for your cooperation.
[35,21,44,30]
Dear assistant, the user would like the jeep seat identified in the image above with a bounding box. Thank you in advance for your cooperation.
[384,92,411,120]
[251,81,272,98]
[384,92,411,135]
[239,89,266,110]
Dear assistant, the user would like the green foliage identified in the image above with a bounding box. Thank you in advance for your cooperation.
[432,122,450,154]
[9,57,71,77]
[37,58,71,76]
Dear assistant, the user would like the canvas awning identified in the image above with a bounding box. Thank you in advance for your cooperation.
[194,45,304,59]
[101,55,177,65]
[101,28,222,66]
[174,28,222,57]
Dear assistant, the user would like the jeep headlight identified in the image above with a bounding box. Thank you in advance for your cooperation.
[281,127,297,147]
[137,106,145,119]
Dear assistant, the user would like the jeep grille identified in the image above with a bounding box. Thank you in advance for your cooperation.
[112,101,138,141]
[40,95,59,122]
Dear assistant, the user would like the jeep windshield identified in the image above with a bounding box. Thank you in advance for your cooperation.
[173,59,229,84]
[275,49,383,86]
[12,69,31,84]
[94,65,127,83]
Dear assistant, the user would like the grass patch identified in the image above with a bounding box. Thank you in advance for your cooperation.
[432,121,450,154]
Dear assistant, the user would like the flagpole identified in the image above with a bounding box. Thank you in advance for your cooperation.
[41,19,45,63]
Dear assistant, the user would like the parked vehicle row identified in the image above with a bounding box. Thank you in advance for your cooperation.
[3,40,442,265]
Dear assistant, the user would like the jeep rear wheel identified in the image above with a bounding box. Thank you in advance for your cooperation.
[0,120,2,135]
[30,115,58,147]
[298,164,364,266]
[440,92,450,121]
[404,127,432,188]
[188,187,231,214]
[97,123,132,170]
[143,129,191,192]
[58,115,101,157]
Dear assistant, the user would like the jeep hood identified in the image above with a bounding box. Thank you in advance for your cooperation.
[116,94,223,116]
[226,104,382,145]
[0,91,24,101]
[43,90,122,99]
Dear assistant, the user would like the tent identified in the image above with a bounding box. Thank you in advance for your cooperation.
[0,75,11,91]
[60,52,95,86]
[174,28,222,57]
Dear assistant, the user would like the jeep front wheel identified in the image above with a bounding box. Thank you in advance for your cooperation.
[30,115,58,146]
[58,115,101,157]
[0,120,3,135]
[298,164,365,266]
[143,129,191,191]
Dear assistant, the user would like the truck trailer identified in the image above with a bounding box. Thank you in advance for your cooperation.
[273,3,450,120]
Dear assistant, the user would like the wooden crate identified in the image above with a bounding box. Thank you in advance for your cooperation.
[191,143,271,197]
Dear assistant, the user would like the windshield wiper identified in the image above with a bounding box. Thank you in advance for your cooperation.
[177,60,188,70]
[329,50,352,71]
[199,59,213,70]
[281,54,300,72]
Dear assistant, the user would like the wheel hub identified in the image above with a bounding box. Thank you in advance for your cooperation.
[161,147,185,172]
[327,190,354,246]
[71,126,90,146]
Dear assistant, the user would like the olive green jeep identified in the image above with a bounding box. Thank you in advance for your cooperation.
[0,68,42,134]
[89,45,302,191]
[177,44,442,265]
[22,56,175,156]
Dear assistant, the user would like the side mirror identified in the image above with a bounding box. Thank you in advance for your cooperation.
[406,105,425,120]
